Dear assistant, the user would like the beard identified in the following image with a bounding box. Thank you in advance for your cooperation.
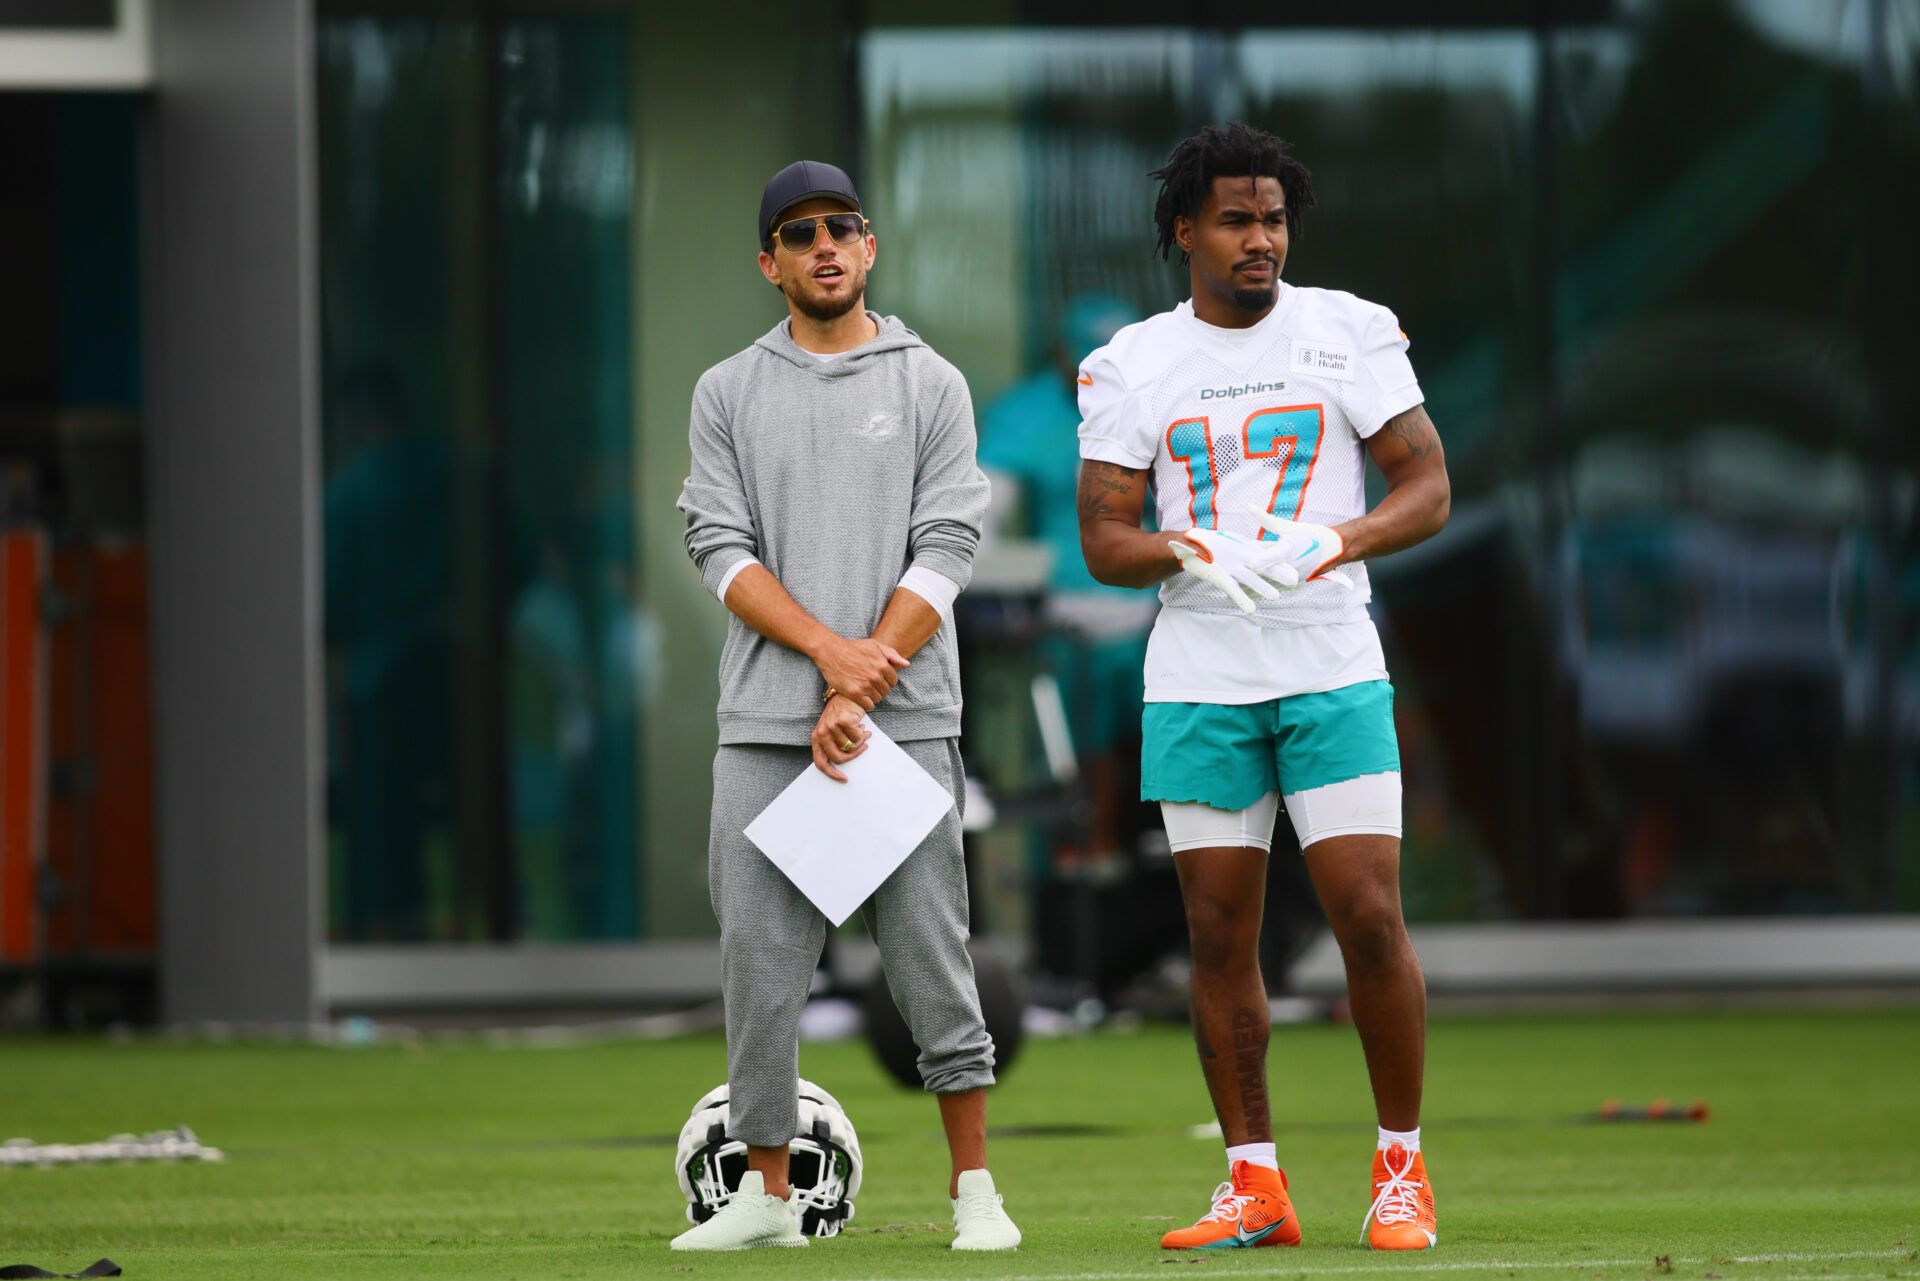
[786,261,868,322]
[1230,282,1278,313]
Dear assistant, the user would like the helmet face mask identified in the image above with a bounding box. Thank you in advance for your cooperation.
[674,1079,862,1238]
[681,1132,748,1225]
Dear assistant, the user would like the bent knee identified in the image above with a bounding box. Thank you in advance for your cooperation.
[1184,884,1261,932]
[1330,903,1409,974]
[1185,903,1262,973]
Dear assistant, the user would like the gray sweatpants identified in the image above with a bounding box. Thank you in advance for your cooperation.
[709,738,996,1147]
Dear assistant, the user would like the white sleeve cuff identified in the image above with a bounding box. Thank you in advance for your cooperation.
[715,556,760,604]
[1079,438,1156,469]
[898,565,961,618]
[1358,385,1424,438]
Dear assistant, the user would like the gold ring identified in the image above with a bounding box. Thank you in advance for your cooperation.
[839,740,854,751]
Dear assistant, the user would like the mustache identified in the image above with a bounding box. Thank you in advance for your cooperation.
[1234,256,1278,272]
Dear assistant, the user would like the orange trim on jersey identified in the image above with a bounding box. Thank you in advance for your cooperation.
[1243,407,1299,528]
[1164,416,1214,530]
[1201,422,1223,529]
[1256,444,1295,526]
[1242,403,1326,522]
[1076,371,1093,386]
[1287,405,1328,520]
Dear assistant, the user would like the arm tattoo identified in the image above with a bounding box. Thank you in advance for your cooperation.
[1076,460,1141,523]
[1382,405,1439,461]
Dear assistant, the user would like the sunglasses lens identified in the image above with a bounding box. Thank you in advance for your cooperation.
[778,219,817,252]
[824,214,865,244]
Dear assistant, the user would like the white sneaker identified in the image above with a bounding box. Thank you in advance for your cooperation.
[669,1170,808,1251]
[951,1168,1022,1251]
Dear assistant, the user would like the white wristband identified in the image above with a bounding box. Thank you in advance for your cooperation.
[897,566,960,618]
[715,556,760,604]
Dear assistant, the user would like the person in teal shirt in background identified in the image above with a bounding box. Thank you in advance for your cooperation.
[979,295,1154,861]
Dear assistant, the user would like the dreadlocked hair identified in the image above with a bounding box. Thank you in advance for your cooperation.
[1150,122,1316,264]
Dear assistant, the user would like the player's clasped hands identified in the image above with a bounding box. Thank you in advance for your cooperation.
[813,636,910,710]
[1250,509,1347,585]
[1168,506,1350,613]
[1168,528,1296,613]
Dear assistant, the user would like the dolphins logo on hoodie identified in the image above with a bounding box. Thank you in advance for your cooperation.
[853,412,902,441]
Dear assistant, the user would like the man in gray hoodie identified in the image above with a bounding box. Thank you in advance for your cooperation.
[671,160,1021,1253]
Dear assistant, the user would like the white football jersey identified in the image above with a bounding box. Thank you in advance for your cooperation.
[1077,283,1423,630]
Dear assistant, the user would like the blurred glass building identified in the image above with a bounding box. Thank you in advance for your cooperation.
[0,0,1914,1022]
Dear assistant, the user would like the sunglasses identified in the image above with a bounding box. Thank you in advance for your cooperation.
[771,211,870,254]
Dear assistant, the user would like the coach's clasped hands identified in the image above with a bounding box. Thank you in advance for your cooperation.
[811,694,872,783]
[812,635,909,710]
[809,634,905,780]
[1168,507,1348,613]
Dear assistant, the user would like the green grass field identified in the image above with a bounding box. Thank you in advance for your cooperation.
[4,1008,1918,1279]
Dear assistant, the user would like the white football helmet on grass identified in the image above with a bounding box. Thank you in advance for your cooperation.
[675,1078,863,1238]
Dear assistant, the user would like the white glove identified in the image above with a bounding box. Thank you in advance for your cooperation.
[1167,528,1300,614]
[1248,509,1347,584]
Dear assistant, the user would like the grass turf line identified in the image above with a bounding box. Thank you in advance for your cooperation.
[3,1008,1917,1279]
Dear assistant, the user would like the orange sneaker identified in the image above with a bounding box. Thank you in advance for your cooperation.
[1159,1160,1301,1250]
[1362,1142,1437,1249]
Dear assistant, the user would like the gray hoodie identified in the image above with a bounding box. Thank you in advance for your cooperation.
[678,313,989,746]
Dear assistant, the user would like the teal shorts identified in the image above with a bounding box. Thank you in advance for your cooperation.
[1141,680,1399,811]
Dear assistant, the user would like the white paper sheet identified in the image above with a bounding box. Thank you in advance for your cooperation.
[743,720,955,926]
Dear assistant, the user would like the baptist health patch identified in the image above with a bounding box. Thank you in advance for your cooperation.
[1290,340,1356,382]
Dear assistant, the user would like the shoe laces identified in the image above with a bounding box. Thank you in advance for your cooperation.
[728,1187,781,1213]
[1198,1180,1257,1226]
[1361,1144,1425,1238]
[954,1188,1006,1227]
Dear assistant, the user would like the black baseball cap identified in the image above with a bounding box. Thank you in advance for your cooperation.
[758,160,862,245]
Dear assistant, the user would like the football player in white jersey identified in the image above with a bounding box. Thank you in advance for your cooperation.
[1076,123,1450,1252]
